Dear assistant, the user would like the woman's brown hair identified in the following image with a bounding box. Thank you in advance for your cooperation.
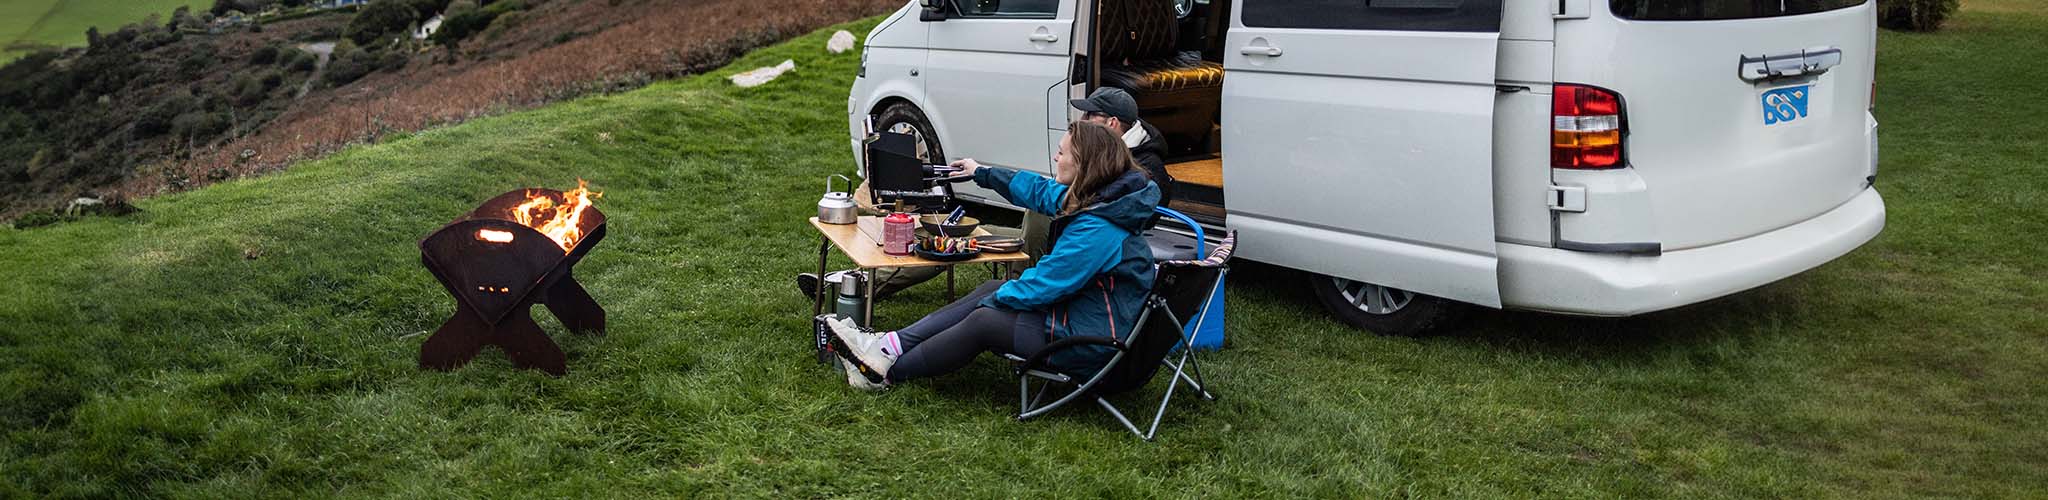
[1061,120,1146,215]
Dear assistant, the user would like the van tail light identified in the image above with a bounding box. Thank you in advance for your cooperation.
[1552,84,1624,169]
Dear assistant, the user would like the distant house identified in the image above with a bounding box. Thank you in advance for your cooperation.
[323,0,367,8]
[412,14,444,40]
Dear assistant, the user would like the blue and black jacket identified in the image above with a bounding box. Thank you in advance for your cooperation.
[973,166,1160,374]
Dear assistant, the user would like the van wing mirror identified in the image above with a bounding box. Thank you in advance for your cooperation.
[920,0,949,21]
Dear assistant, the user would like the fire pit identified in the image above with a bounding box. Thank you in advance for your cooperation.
[417,181,605,376]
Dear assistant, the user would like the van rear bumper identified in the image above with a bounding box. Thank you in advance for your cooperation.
[1497,187,1885,317]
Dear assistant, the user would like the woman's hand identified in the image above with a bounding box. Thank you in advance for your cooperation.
[945,158,984,180]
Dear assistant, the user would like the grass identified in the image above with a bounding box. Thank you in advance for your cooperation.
[2,4,2045,497]
[0,0,213,63]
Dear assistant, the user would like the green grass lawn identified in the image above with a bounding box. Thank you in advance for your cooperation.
[3,4,2045,497]
[1,0,212,63]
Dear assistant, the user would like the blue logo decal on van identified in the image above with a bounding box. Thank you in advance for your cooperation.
[1762,85,1811,125]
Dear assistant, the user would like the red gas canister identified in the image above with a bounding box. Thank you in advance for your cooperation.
[882,212,916,255]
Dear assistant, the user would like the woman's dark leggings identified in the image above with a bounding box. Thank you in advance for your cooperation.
[887,280,1047,383]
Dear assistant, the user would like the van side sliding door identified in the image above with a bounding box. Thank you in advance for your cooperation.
[1221,0,1505,307]
[923,0,1075,189]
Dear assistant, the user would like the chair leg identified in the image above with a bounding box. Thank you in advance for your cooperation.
[1017,376,1031,416]
[1096,397,1152,441]
[1174,349,1218,401]
[1145,362,1184,439]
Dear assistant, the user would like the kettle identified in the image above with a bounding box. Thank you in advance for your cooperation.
[817,174,857,224]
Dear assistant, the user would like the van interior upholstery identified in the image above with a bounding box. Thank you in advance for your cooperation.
[1094,0,1229,220]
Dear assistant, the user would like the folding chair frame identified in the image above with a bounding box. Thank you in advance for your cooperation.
[1004,267,1226,441]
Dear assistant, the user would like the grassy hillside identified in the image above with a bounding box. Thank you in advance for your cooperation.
[0,0,212,63]
[3,7,2045,498]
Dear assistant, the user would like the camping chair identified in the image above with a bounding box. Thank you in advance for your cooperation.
[1002,221,1234,441]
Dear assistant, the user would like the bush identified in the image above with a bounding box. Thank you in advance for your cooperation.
[345,0,418,46]
[285,50,318,72]
[1879,0,1958,31]
[233,75,267,105]
[324,48,374,85]
[171,111,229,140]
[13,211,67,229]
[249,45,280,65]
[429,8,498,48]
[135,93,199,137]
[378,50,409,71]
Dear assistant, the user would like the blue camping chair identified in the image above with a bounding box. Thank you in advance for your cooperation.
[1002,215,1234,441]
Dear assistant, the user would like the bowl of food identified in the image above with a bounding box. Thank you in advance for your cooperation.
[920,214,980,237]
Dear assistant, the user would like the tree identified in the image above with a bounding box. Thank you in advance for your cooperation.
[344,0,418,46]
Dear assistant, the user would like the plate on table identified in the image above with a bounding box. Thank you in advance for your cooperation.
[915,247,981,262]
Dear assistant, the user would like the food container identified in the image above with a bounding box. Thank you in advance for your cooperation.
[920,214,980,237]
[882,212,916,255]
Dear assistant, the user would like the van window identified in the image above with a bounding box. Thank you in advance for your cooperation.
[1240,0,1503,32]
[954,0,1060,17]
[1611,0,1867,20]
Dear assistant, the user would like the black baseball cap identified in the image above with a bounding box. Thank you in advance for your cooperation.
[1069,87,1140,124]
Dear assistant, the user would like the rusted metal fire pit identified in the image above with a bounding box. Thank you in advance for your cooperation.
[418,183,605,376]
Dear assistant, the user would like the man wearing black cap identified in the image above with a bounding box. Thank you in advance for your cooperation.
[1069,87,1174,208]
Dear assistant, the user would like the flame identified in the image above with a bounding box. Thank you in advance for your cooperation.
[476,229,516,243]
[509,179,601,252]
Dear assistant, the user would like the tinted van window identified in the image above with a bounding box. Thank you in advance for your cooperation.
[956,0,1060,17]
[1242,0,1503,32]
[1612,0,1867,20]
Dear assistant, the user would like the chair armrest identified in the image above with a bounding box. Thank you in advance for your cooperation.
[1015,335,1124,374]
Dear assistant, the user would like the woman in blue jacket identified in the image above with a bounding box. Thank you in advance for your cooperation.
[826,121,1160,390]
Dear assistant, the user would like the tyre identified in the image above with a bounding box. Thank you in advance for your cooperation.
[1308,274,1464,336]
[873,102,944,163]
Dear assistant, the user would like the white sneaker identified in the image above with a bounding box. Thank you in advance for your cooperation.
[842,359,888,391]
[828,317,894,388]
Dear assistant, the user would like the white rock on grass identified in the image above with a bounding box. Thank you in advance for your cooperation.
[827,30,856,54]
[730,59,797,88]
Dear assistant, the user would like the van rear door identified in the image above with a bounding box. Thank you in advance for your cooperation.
[1554,0,1878,251]
[1221,0,1507,307]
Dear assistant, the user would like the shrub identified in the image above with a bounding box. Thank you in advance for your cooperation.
[286,50,318,72]
[378,50,409,71]
[233,75,267,105]
[345,0,418,46]
[13,211,67,229]
[1879,0,1958,31]
[177,49,216,79]
[171,111,229,140]
[430,8,498,48]
[324,48,374,85]
[249,45,280,65]
[135,93,199,137]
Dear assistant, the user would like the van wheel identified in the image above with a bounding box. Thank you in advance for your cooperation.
[874,103,944,163]
[1309,275,1462,336]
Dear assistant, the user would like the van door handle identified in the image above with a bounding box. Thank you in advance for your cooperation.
[1029,30,1059,43]
[1239,46,1283,57]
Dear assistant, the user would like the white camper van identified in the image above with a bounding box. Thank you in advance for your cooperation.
[846,0,1885,334]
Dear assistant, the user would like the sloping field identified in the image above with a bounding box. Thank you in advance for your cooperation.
[0,0,210,62]
[1,7,2043,497]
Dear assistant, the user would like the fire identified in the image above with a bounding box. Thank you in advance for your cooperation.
[476,229,516,243]
[510,179,601,252]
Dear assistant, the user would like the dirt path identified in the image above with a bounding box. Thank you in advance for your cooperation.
[294,41,334,98]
